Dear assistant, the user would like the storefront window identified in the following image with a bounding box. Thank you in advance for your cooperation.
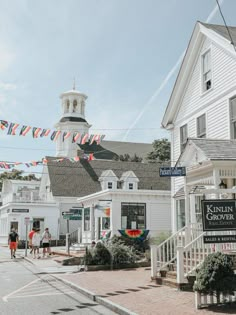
[102,217,110,230]
[176,199,185,230]
[121,203,146,229]
[84,208,90,231]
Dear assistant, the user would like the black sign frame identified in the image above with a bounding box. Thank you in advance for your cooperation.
[202,199,236,231]
[12,209,29,213]
[159,167,186,177]
[203,235,236,244]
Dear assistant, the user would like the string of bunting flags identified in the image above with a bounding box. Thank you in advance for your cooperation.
[0,120,105,145]
[0,154,94,169]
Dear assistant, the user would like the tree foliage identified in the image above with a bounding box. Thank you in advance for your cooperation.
[146,138,170,162]
[0,169,40,190]
[113,153,143,162]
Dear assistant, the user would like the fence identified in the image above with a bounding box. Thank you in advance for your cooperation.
[195,290,236,309]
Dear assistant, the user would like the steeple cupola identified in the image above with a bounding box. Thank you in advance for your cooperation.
[54,85,91,157]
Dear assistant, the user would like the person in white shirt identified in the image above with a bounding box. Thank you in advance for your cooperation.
[41,228,51,258]
[32,229,41,259]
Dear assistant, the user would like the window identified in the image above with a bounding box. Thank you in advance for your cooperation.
[73,100,77,112]
[102,218,110,230]
[197,114,206,138]
[202,50,212,92]
[180,124,188,152]
[230,97,236,139]
[128,183,133,190]
[121,203,146,229]
[108,182,113,189]
[195,196,203,224]
[176,199,185,230]
[84,208,90,231]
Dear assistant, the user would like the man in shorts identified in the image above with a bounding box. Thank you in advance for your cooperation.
[28,227,36,254]
[8,228,19,259]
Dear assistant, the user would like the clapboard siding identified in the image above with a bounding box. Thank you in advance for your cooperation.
[207,98,229,139]
[149,202,171,232]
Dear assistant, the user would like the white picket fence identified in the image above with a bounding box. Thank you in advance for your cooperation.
[195,290,236,309]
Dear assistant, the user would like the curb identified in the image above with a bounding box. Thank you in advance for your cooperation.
[54,276,138,315]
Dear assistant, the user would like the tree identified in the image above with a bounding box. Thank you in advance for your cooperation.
[113,154,143,162]
[146,138,170,162]
[0,169,40,190]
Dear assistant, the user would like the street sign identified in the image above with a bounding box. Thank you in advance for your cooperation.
[62,208,82,220]
[202,199,236,231]
[159,167,186,177]
[12,209,29,213]
[204,235,236,244]
[24,217,30,225]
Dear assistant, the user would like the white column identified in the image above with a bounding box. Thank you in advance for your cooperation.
[212,168,220,199]
[150,245,157,279]
[69,99,73,113]
[184,178,191,244]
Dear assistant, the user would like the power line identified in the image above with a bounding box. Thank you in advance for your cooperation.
[216,0,236,53]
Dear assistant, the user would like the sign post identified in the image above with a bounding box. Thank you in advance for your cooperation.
[24,217,30,257]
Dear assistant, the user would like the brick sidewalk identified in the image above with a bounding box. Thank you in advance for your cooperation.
[58,267,236,315]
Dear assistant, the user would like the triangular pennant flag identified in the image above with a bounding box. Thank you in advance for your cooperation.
[50,131,56,141]
[32,127,41,138]
[7,123,19,135]
[98,134,105,144]
[88,153,94,161]
[89,134,97,145]
[20,125,31,136]
[44,129,51,136]
[0,120,8,130]
[81,133,89,145]
[72,132,80,143]
[53,131,61,141]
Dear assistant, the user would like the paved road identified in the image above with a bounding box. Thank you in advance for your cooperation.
[0,248,117,315]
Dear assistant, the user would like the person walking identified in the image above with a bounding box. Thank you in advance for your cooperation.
[32,228,41,259]
[41,228,51,258]
[28,227,36,254]
[8,228,19,259]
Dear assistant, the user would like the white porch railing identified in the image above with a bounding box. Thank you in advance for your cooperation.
[195,290,236,309]
[151,224,203,278]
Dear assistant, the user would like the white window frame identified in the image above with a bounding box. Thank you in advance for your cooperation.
[180,124,188,152]
[197,114,206,138]
[128,183,133,190]
[202,49,212,92]
[108,182,113,189]
[230,97,236,139]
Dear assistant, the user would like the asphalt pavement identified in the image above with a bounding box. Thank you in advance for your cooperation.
[0,246,117,315]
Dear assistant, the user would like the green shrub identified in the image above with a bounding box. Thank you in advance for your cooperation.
[108,242,137,265]
[109,235,149,253]
[149,231,171,246]
[193,252,236,294]
[84,242,111,265]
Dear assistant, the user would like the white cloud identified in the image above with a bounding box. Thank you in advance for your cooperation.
[0,81,17,91]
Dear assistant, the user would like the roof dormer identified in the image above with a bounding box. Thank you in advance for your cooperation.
[99,170,118,191]
[120,171,139,190]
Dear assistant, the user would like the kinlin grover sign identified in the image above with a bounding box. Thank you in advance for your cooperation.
[202,200,236,231]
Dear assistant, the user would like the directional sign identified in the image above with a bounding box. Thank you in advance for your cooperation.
[62,208,82,220]
[159,167,186,177]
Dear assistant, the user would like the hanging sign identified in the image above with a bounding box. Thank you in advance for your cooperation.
[202,199,236,231]
[203,235,236,243]
[159,166,186,177]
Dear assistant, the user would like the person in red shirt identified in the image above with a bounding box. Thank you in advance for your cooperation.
[28,228,36,254]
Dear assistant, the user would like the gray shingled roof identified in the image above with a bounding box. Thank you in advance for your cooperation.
[190,138,236,160]
[47,158,170,197]
[78,140,153,160]
[200,22,236,44]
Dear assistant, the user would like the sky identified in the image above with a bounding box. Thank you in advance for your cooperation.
[0,0,236,171]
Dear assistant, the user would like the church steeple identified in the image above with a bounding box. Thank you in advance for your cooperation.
[54,86,91,157]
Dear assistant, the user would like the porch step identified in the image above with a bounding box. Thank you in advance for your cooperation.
[166,271,177,280]
[155,276,194,291]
